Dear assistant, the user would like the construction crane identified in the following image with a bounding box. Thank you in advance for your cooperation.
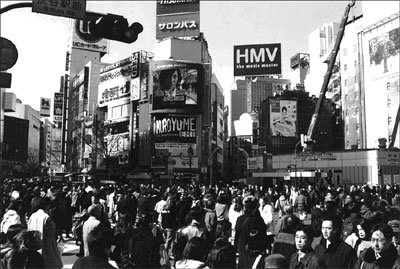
[389,104,400,148]
[303,0,356,151]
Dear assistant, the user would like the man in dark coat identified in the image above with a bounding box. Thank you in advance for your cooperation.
[290,225,326,269]
[234,195,268,269]
[356,223,400,269]
[314,213,357,268]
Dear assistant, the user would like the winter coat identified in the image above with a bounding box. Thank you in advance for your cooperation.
[130,228,161,269]
[314,237,357,269]
[72,256,116,269]
[27,209,63,269]
[203,208,217,233]
[272,232,296,261]
[289,249,326,269]
[0,210,20,234]
[82,216,101,257]
[356,245,400,269]
[258,204,274,235]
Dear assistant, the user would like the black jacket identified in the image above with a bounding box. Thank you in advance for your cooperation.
[314,237,357,269]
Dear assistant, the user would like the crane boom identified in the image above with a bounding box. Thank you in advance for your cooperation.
[304,0,356,149]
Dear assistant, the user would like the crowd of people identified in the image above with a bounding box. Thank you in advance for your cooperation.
[1,178,400,269]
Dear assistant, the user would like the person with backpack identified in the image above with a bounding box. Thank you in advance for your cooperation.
[234,195,268,269]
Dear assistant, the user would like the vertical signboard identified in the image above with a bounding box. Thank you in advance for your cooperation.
[234,43,282,76]
[270,99,297,137]
[152,60,203,111]
[40,97,51,117]
[156,0,200,40]
[53,92,63,125]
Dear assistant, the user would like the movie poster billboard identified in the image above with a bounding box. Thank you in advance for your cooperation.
[234,43,282,76]
[152,60,203,111]
[368,27,399,79]
[40,97,51,117]
[270,99,297,137]
[153,115,196,149]
[53,92,63,124]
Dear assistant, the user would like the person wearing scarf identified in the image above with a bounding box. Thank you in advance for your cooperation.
[356,223,400,269]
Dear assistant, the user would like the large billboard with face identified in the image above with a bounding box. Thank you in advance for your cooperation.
[152,60,203,111]
[270,99,297,137]
[234,43,282,76]
[153,115,196,149]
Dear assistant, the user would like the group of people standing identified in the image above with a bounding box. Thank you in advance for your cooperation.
[1,178,400,268]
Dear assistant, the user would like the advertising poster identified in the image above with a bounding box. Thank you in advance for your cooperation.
[368,27,400,79]
[270,99,297,137]
[72,20,109,54]
[53,92,63,123]
[156,0,200,40]
[234,43,282,76]
[40,97,51,117]
[152,60,203,110]
[153,115,196,149]
[98,56,138,107]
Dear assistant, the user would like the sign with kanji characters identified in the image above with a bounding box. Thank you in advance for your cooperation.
[53,92,63,124]
[156,11,200,40]
[71,20,109,54]
[234,43,282,76]
[32,0,86,20]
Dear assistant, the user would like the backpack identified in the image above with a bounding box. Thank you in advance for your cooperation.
[244,217,267,254]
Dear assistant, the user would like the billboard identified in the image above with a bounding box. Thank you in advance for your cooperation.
[53,92,63,124]
[98,53,140,107]
[156,0,200,15]
[368,27,399,79]
[153,115,196,149]
[40,97,51,117]
[234,43,282,76]
[156,0,200,40]
[71,20,109,54]
[152,60,203,111]
[270,99,296,137]
[156,12,200,40]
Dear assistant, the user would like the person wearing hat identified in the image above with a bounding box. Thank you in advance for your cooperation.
[388,220,400,255]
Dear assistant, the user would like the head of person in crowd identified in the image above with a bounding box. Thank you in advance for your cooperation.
[204,195,216,210]
[282,214,300,234]
[295,225,314,252]
[30,197,47,213]
[87,223,113,258]
[1,223,24,245]
[370,223,394,255]
[90,193,100,205]
[215,220,232,240]
[88,204,102,220]
[181,236,207,263]
[321,214,343,242]
[356,221,372,241]
[264,254,289,269]
[388,220,400,247]
[206,237,236,269]
[232,196,243,212]
[243,195,258,214]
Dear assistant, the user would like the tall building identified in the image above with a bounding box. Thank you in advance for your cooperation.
[305,22,340,97]
[246,77,290,113]
[230,80,247,137]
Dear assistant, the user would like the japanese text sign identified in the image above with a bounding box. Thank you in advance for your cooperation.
[32,0,86,20]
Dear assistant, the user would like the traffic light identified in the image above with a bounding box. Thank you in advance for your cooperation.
[89,14,143,43]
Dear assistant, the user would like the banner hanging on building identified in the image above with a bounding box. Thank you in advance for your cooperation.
[40,97,51,117]
[270,99,296,137]
[234,43,282,76]
[152,60,203,111]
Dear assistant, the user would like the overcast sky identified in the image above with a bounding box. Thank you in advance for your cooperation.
[1,1,358,111]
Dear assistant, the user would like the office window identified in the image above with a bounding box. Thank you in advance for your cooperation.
[357,139,361,148]
[344,64,347,71]
[388,99,391,106]
[387,82,391,91]
[388,116,392,125]
[355,107,359,115]
[356,123,359,131]
[355,76,358,83]
[344,79,348,86]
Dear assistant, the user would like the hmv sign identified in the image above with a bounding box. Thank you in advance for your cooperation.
[234,43,281,76]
